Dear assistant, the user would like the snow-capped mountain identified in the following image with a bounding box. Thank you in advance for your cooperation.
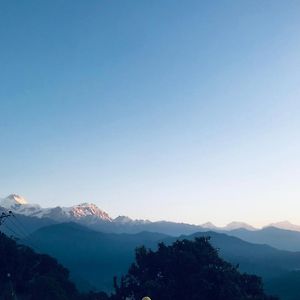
[38,203,112,222]
[0,194,27,206]
[0,194,112,223]
[3,194,299,235]
[0,194,42,216]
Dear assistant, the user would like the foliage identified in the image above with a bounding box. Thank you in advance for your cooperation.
[113,237,278,300]
[0,232,78,299]
[0,231,279,300]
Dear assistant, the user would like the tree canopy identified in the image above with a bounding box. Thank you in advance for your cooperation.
[113,237,278,300]
[0,231,279,300]
[0,232,78,299]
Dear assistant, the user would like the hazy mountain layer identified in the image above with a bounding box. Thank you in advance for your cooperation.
[23,222,300,299]
[227,227,300,251]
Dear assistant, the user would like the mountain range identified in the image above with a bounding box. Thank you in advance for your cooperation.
[0,194,111,223]
[23,222,300,300]
[1,194,299,233]
[3,194,300,252]
[2,193,300,299]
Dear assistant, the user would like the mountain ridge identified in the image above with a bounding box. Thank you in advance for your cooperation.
[3,194,300,252]
[3,194,300,232]
[23,222,300,299]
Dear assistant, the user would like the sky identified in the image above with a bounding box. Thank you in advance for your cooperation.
[1,0,300,227]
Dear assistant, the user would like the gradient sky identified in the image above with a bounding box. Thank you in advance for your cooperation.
[1,1,300,227]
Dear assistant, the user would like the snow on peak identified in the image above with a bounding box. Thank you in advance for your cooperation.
[0,194,112,223]
[0,194,43,216]
[0,194,28,208]
[67,203,112,221]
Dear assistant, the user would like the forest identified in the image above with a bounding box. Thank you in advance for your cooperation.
[0,232,277,300]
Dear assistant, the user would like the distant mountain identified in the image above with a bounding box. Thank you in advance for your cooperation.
[88,219,206,236]
[113,215,133,223]
[0,194,207,236]
[267,221,300,232]
[23,222,300,299]
[187,231,300,278]
[0,194,112,224]
[24,222,168,292]
[222,221,257,231]
[0,207,56,238]
[0,194,261,237]
[227,226,300,252]
[0,193,27,206]
[113,215,151,224]
[201,221,257,231]
[0,194,43,216]
[4,193,300,252]
[36,202,112,223]
[201,221,219,230]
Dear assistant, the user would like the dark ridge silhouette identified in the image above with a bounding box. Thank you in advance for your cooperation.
[24,222,300,299]
[0,231,78,299]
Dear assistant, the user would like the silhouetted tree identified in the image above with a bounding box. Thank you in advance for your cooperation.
[0,232,79,299]
[113,237,278,300]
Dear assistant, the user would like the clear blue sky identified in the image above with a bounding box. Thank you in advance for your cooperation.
[1,0,300,226]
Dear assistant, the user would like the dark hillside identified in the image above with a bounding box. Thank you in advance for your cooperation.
[26,223,300,299]
[0,232,78,300]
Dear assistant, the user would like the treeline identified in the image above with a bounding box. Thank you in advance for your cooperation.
[0,232,277,300]
[0,232,76,300]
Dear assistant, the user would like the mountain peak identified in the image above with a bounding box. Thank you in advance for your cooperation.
[7,194,27,204]
[201,222,218,229]
[114,215,133,223]
[67,203,112,221]
[223,221,257,231]
[267,220,300,232]
[1,194,28,208]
